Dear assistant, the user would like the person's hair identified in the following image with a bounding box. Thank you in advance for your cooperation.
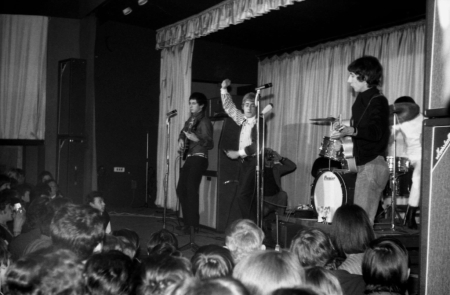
[86,191,104,204]
[290,228,336,268]
[0,189,12,211]
[233,250,305,295]
[103,234,126,253]
[113,228,140,252]
[168,277,249,295]
[0,238,10,267]
[84,250,134,295]
[395,96,416,104]
[47,197,72,212]
[241,93,256,107]
[6,249,84,295]
[347,56,383,88]
[0,174,11,190]
[32,182,52,199]
[272,288,320,295]
[7,168,24,180]
[147,229,179,254]
[362,237,409,294]
[191,244,234,279]
[37,171,53,184]
[23,196,52,231]
[136,255,193,295]
[50,204,105,260]
[15,183,33,200]
[330,204,375,257]
[225,219,264,263]
[305,267,343,295]
[189,92,208,112]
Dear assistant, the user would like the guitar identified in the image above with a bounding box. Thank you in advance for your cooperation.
[339,118,357,173]
[181,117,196,160]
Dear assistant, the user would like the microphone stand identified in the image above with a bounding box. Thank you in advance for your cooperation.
[163,115,173,229]
[255,90,265,228]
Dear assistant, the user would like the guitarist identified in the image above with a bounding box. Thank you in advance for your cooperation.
[331,56,390,224]
[176,92,213,234]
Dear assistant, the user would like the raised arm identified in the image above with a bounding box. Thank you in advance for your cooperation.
[220,79,246,126]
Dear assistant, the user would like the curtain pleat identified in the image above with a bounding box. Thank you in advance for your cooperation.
[0,15,48,140]
[155,40,195,209]
[156,0,304,49]
[258,21,425,208]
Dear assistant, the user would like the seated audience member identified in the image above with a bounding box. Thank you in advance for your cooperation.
[305,267,343,295]
[289,228,337,269]
[233,250,305,295]
[272,288,319,295]
[168,277,249,295]
[362,238,409,295]
[84,250,134,295]
[8,197,51,260]
[36,170,54,185]
[191,244,234,279]
[135,255,193,295]
[6,249,84,295]
[330,204,375,275]
[113,228,141,259]
[50,204,105,261]
[15,184,33,210]
[0,238,11,293]
[225,219,265,264]
[0,175,11,192]
[147,228,179,256]
[45,179,63,199]
[0,190,25,243]
[87,191,111,233]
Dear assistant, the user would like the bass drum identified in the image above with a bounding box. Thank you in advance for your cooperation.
[311,170,356,222]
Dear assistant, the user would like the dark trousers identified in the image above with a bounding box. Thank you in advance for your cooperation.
[236,156,257,222]
[176,156,208,227]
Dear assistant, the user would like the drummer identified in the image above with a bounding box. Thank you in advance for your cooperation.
[390,96,423,229]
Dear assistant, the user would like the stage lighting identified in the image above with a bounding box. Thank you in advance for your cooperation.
[123,7,132,15]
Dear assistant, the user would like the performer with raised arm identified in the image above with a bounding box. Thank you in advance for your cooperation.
[221,79,260,222]
[331,56,390,224]
[176,92,213,234]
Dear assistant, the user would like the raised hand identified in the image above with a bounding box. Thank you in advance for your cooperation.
[222,79,231,89]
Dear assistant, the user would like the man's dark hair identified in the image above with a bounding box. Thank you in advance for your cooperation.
[0,174,11,190]
[50,204,105,260]
[0,189,14,211]
[23,196,52,231]
[189,92,208,111]
[347,56,383,88]
[394,96,416,104]
[86,191,104,204]
[191,244,234,279]
[147,228,179,254]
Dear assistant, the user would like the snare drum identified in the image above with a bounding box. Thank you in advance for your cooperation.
[319,136,343,161]
[311,170,356,222]
[386,156,410,174]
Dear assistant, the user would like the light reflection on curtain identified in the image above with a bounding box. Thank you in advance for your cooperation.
[258,21,425,208]
[0,15,48,139]
[155,40,195,209]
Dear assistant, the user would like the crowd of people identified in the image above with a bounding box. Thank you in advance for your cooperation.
[0,168,411,295]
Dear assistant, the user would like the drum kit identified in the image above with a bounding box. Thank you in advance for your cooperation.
[310,102,419,225]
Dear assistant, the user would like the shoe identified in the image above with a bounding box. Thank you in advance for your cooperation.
[404,206,418,230]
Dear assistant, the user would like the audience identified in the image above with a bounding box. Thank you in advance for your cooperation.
[191,244,234,279]
[225,219,265,264]
[305,267,343,295]
[114,228,141,259]
[330,204,375,275]
[36,170,54,185]
[147,228,180,257]
[362,237,409,295]
[0,175,11,192]
[272,288,319,295]
[45,179,63,199]
[0,238,11,293]
[169,277,249,295]
[87,191,112,233]
[0,190,25,243]
[233,250,305,295]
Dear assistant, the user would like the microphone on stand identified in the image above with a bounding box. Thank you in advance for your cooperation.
[166,109,177,117]
[255,83,272,91]
[260,103,273,116]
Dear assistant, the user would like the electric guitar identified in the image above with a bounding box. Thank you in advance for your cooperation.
[339,118,357,173]
[181,117,196,160]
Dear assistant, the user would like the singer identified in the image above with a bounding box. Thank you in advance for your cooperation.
[221,79,263,223]
[176,92,213,234]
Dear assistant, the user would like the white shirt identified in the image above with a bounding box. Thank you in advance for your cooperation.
[238,116,256,157]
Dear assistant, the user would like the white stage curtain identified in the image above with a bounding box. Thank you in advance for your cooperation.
[156,0,304,50]
[258,21,425,208]
[156,40,195,209]
[0,15,48,139]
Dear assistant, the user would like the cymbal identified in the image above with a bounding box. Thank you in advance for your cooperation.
[310,117,336,122]
[389,102,420,124]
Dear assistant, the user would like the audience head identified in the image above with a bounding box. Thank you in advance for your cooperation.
[16,184,32,204]
[6,249,84,295]
[347,55,383,88]
[137,255,193,295]
[7,168,25,187]
[0,238,11,288]
[330,204,375,257]
[362,237,409,294]
[272,288,320,295]
[191,244,234,279]
[225,219,265,263]
[304,267,343,295]
[169,277,249,295]
[50,204,105,260]
[23,196,52,231]
[290,228,336,268]
[37,171,53,184]
[32,182,51,200]
[233,250,305,295]
[0,175,11,192]
[84,250,134,295]
[0,190,13,224]
[147,229,179,255]
[113,228,140,259]
[45,179,59,198]
[86,191,106,213]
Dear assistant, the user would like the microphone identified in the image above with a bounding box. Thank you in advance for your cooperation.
[255,83,272,91]
[260,103,273,116]
[166,109,177,117]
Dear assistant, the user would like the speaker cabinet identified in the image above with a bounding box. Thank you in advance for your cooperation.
[58,59,87,136]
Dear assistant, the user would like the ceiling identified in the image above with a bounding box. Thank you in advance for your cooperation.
[1,0,426,57]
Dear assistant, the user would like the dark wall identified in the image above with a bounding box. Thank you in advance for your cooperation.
[95,21,160,208]
[193,39,259,84]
